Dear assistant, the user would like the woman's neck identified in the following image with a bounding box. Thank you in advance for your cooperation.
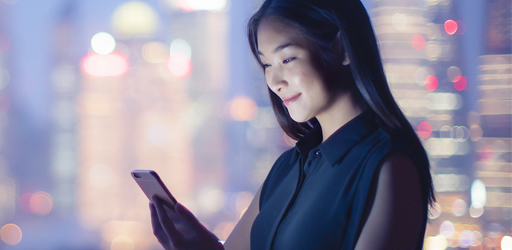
[316,92,362,142]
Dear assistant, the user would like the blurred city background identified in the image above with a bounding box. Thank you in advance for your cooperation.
[0,0,510,249]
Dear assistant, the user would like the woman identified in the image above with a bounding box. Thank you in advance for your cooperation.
[150,0,436,249]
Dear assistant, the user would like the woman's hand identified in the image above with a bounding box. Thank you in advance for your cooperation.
[150,196,224,250]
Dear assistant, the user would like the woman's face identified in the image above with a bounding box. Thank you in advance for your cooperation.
[257,17,334,123]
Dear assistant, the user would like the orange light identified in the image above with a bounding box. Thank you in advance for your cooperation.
[444,20,458,35]
[454,76,467,91]
[424,75,438,91]
[412,35,426,50]
[418,121,432,138]
[81,53,129,77]
[229,96,258,121]
[166,52,192,79]
[0,93,10,114]
[0,224,22,245]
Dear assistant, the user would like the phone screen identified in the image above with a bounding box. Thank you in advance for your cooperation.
[131,170,177,208]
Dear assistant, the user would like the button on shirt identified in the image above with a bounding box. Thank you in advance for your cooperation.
[250,111,428,250]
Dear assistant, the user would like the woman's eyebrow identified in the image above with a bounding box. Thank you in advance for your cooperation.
[258,42,298,56]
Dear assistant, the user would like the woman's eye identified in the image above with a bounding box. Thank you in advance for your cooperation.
[262,63,271,69]
[283,57,296,64]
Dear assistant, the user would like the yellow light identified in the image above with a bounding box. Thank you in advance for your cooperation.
[91,32,116,55]
[142,42,168,63]
[111,236,134,250]
[425,235,448,250]
[111,1,159,38]
[0,224,22,245]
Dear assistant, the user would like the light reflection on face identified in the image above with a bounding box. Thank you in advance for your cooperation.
[257,17,334,123]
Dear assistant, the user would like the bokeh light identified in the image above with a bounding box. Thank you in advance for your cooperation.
[425,75,438,91]
[111,1,159,38]
[428,202,442,219]
[170,39,192,59]
[460,230,476,247]
[470,125,483,141]
[142,42,168,63]
[91,32,116,55]
[444,20,458,35]
[81,53,129,77]
[0,93,11,114]
[470,203,484,218]
[0,224,22,245]
[214,221,235,241]
[110,235,134,250]
[183,0,228,11]
[440,220,455,238]
[418,121,432,138]
[392,13,407,30]
[454,76,467,91]
[199,188,225,213]
[471,180,486,209]
[502,236,512,250]
[0,34,10,54]
[228,96,258,121]
[456,20,466,35]
[412,35,426,50]
[452,199,467,216]
[447,66,461,82]
[166,52,192,78]
[426,235,448,250]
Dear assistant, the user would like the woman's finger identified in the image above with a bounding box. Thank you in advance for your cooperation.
[175,203,207,232]
[150,203,169,242]
[152,196,186,247]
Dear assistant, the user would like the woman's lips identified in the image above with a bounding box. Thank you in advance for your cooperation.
[282,93,301,107]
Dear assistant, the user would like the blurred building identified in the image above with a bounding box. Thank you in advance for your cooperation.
[474,0,512,246]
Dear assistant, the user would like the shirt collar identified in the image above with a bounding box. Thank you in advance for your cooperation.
[295,110,379,167]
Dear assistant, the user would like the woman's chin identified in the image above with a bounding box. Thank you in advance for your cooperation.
[289,114,312,123]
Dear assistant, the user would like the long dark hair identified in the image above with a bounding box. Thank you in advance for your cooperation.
[247,0,436,207]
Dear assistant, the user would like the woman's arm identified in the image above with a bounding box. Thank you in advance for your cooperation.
[223,184,262,250]
[354,152,424,250]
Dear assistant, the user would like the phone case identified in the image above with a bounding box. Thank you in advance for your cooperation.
[131,170,177,207]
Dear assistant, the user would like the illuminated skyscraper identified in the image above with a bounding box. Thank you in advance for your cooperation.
[474,0,512,242]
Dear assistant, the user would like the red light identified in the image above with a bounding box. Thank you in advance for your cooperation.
[81,53,129,77]
[456,20,466,35]
[412,35,426,50]
[424,75,438,91]
[167,52,192,79]
[0,93,10,114]
[454,76,467,91]
[178,0,195,11]
[0,34,10,54]
[444,20,458,35]
[418,121,432,138]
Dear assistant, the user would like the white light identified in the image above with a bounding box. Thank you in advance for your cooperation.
[170,39,191,58]
[471,179,486,208]
[392,13,407,30]
[186,0,227,11]
[428,92,461,110]
[91,32,116,55]
[502,236,512,250]
[440,221,455,238]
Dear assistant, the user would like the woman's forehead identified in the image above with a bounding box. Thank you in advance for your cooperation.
[257,17,308,52]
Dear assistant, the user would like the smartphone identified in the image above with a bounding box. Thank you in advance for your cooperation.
[131,170,177,208]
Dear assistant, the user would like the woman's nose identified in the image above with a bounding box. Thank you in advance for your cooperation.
[267,67,287,93]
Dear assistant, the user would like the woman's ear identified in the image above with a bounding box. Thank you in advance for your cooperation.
[336,31,350,66]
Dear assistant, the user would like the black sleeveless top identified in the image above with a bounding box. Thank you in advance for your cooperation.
[250,111,427,250]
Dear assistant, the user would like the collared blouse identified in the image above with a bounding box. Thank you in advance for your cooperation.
[250,111,428,250]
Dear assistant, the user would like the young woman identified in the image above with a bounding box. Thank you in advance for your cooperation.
[150,0,436,249]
